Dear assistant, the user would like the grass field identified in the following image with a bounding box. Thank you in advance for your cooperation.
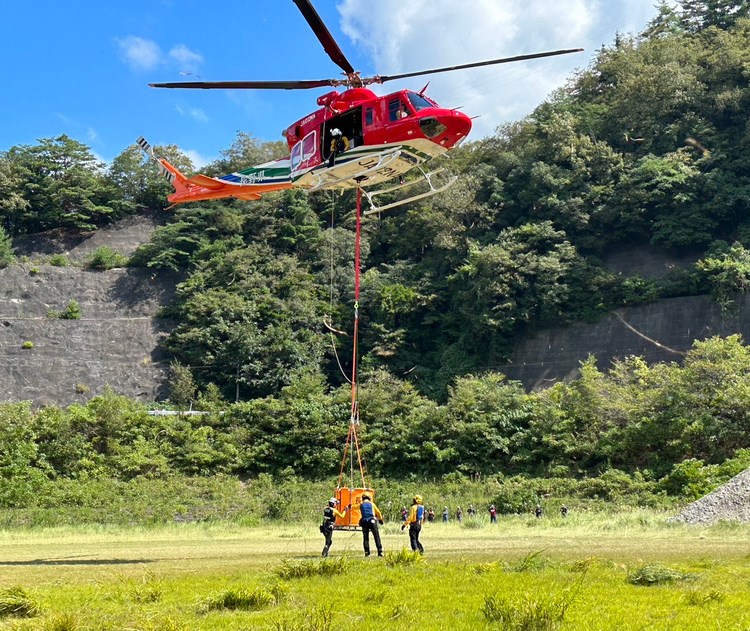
[1,510,749,630]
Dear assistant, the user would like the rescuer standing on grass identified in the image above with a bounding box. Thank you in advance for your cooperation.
[359,494,384,557]
[321,497,348,557]
[401,494,425,554]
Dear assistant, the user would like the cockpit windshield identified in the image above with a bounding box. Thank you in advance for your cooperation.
[407,92,436,111]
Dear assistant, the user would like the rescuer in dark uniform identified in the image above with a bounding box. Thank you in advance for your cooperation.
[359,494,384,557]
[401,494,425,554]
[328,128,350,167]
[321,497,347,557]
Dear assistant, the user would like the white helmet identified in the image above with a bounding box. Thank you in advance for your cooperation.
[328,497,337,506]
[331,128,342,136]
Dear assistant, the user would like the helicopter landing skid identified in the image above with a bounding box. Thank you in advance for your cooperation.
[362,167,458,215]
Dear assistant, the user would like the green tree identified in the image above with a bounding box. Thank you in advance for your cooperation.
[679,0,750,31]
[0,153,31,233]
[0,402,48,506]
[205,131,288,176]
[0,225,13,268]
[165,245,328,399]
[107,143,194,213]
[9,135,116,231]
[229,376,344,477]
[443,373,535,475]
[696,241,750,309]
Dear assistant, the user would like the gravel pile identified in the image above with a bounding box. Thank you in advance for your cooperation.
[671,468,750,525]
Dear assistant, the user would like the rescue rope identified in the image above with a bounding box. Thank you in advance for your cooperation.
[336,187,369,490]
[325,191,353,384]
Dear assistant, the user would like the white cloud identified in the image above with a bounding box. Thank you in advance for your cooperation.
[86,127,98,142]
[337,0,659,137]
[169,44,204,70]
[183,148,211,169]
[175,104,209,123]
[115,36,163,71]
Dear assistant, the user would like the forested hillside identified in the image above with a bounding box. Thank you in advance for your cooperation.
[2,2,750,498]
[6,2,750,401]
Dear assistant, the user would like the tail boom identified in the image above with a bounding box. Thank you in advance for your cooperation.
[136,136,294,205]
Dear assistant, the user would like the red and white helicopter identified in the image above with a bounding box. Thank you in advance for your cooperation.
[139,0,581,212]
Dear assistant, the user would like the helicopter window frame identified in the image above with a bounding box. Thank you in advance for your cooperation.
[291,130,318,171]
[388,98,410,122]
[407,92,436,111]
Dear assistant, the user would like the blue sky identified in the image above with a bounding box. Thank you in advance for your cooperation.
[0,0,659,169]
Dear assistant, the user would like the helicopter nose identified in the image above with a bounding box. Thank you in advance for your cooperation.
[419,109,472,147]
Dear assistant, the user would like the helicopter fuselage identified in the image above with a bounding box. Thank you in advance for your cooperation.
[281,87,471,190]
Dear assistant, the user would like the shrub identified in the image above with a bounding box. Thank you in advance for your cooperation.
[271,604,334,631]
[682,589,725,606]
[49,300,82,320]
[0,586,41,618]
[43,612,81,630]
[61,299,82,320]
[626,564,698,586]
[503,549,553,573]
[482,591,574,629]
[384,549,424,567]
[85,246,128,270]
[275,557,350,579]
[0,226,13,268]
[130,573,164,603]
[658,459,714,499]
[49,253,70,267]
[197,585,282,614]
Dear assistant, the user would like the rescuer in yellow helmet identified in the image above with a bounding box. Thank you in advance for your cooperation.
[401,493,425,554]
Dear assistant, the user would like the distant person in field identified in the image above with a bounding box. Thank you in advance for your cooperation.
[402,494,425,554]
[359,494,384,557]
[401,506,408,522]
[489,504,498,523]
[427,507,435,523]
[535,504,543,519]
[442,506,449,523]
[467,504,476,517]
[560,505,568,518]
[456,506,463,523]
[320,497,347,557]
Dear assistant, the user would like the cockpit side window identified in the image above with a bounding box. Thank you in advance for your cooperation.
[388,98,409,121]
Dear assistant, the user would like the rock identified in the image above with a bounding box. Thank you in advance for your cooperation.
[671,468,750,525]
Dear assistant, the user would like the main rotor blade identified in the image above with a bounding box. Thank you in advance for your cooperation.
[292,0,355,75]
[150,79,339,90]
[375,48,584,84]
